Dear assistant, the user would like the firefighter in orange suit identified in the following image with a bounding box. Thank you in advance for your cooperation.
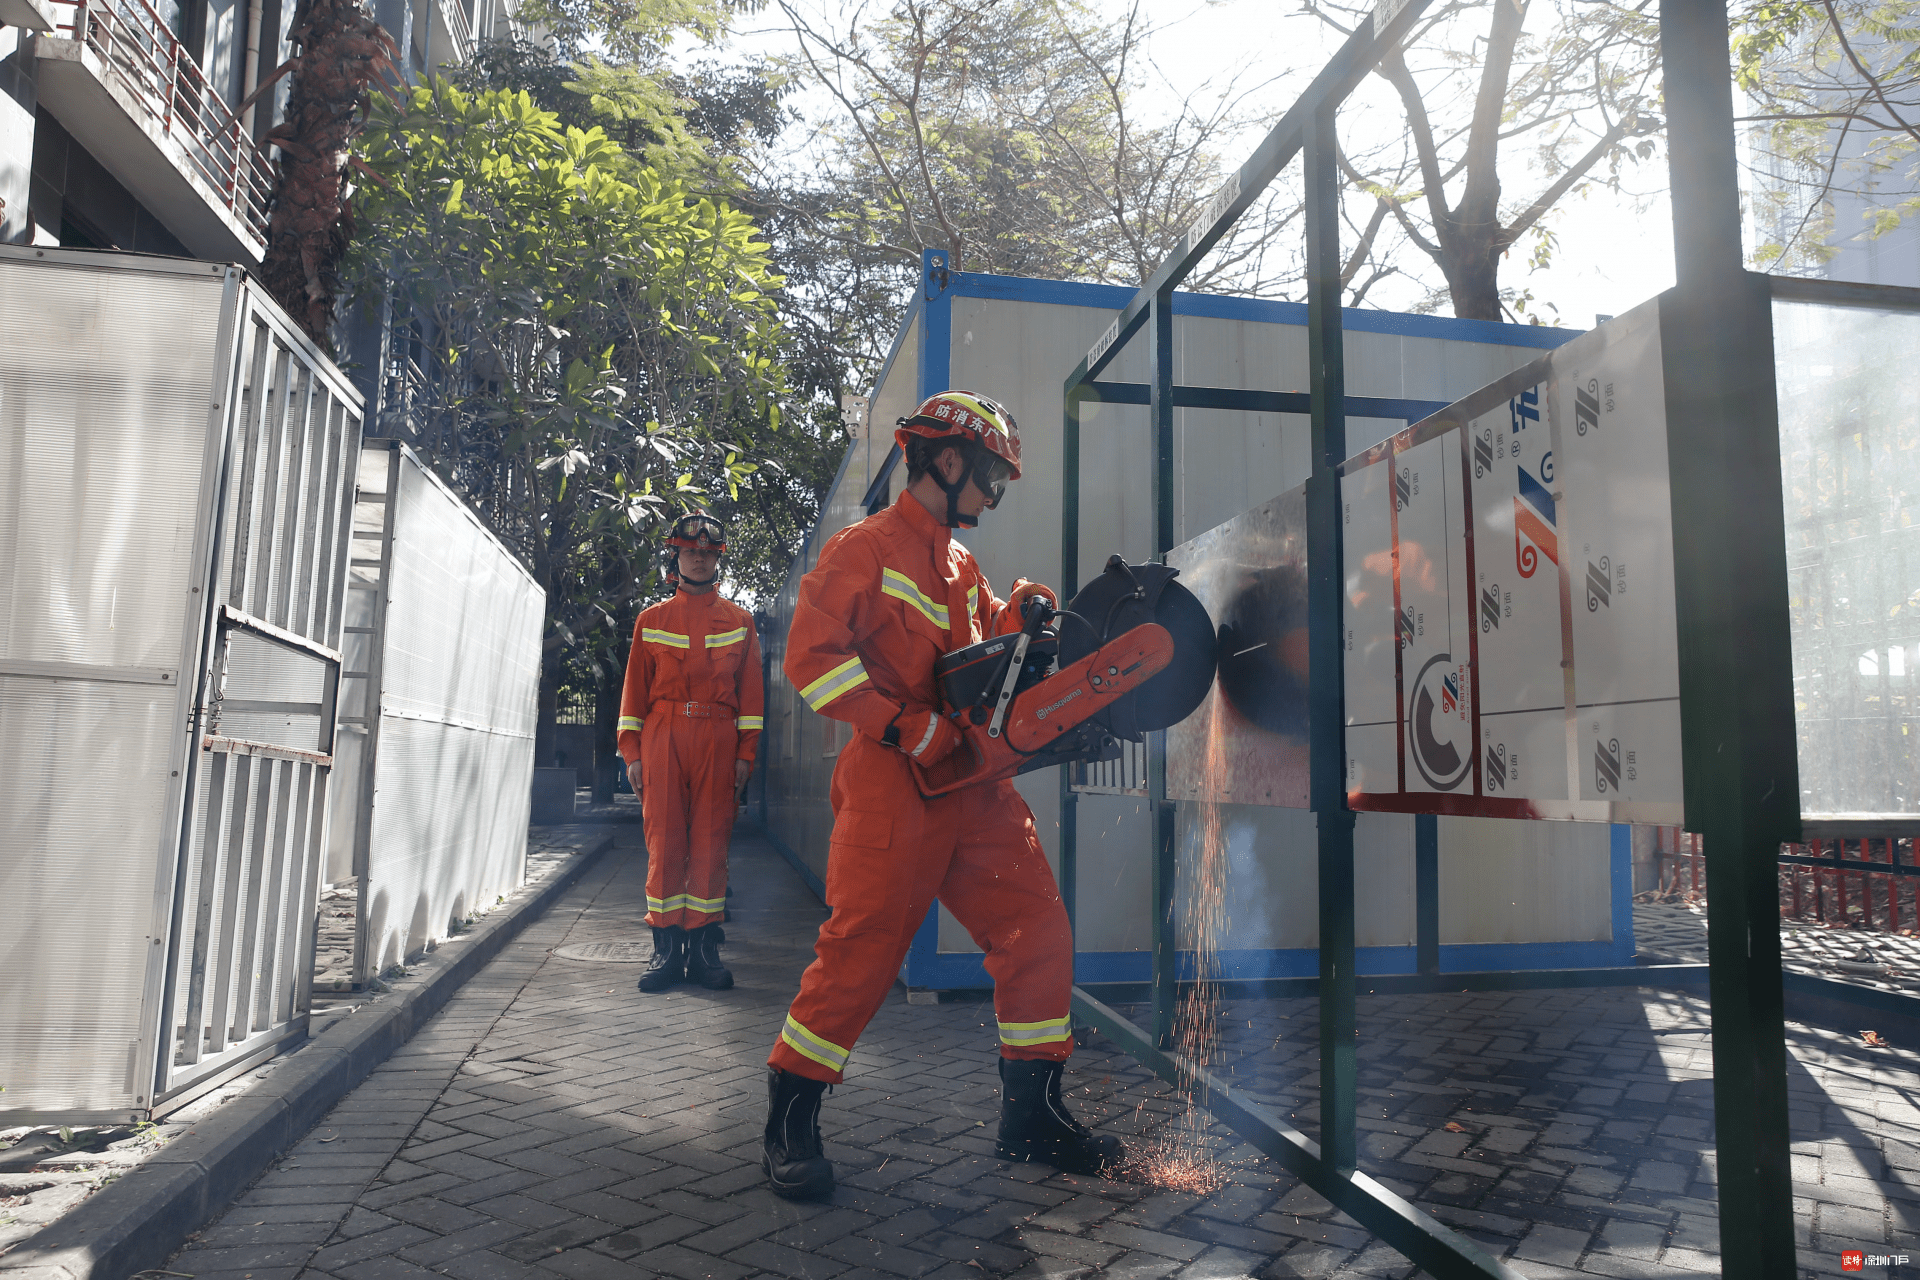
[762,391,1123,1201]
[619,513,764,994]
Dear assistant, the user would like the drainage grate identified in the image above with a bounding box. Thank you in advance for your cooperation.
[552,940,652,963]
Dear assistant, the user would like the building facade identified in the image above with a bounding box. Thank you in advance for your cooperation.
[0,0,526,262]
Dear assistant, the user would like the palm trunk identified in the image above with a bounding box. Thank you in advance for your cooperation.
[257,0,397,349]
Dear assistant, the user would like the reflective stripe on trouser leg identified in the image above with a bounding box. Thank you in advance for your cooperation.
[936,780,1076,1062]
[997,1016,1072,1050]
[642,715,738,929]
[769,740,1076,1081]
[770,741,946,1083]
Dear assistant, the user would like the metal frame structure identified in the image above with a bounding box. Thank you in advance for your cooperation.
[0,247,362,1125]
[813,262,1599,994]
[1050,3,1920,1275]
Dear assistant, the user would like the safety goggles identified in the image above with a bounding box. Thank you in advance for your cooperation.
[970,447,1013,509]
[668,515,726,548]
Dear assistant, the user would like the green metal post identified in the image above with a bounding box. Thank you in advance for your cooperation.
[1149,289,1177,1049]
[1304,107,1357,1173]
[1660,2,1801,1273]
[1061,391,1082,940]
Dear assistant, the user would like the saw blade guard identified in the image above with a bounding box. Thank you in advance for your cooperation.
[1059,555,1218,740]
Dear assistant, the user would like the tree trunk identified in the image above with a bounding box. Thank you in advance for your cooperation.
[258,0,396,349]
[592,667,617,804]
[536,651,561,769]
[1441,230,1505,321]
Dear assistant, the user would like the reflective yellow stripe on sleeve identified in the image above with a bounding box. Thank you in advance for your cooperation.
[998,1015,1073,1047]
[882,569,949,629]
[781,1014,851,1073]
[643,628,690,649]
[967,584,979,618]
[735,716,764,730]
[799,656,868,710]
[617,716,643,733]
[706,627,748,648]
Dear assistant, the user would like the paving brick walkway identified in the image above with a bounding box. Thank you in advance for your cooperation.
[171,829,1920,1280]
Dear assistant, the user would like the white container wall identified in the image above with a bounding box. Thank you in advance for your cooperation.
[0,246,362,1121]
[756,258,1632,989]
[328,443,544,986]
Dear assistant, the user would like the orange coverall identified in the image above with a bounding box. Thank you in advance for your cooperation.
[770,491,1074,1084]
[618,588,764,929]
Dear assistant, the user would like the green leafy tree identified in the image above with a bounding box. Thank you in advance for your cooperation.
[1733,0,1919,273]
[348,81,788,762]
[449,38,874,606]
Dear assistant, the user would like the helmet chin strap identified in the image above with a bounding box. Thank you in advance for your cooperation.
[675,550,721,587]
[937,444,980,529]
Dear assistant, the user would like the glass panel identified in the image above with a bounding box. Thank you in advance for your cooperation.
[1774,299,1920,819]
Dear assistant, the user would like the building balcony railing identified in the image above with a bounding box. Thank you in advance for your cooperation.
[41,0,273,258]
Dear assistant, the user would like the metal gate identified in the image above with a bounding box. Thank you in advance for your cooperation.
[0,246,361,1122]
[158,296,360,1104]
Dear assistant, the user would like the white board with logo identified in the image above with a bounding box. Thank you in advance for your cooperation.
[1339,298,1683,823]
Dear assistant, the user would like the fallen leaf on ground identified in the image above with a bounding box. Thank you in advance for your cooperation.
[1862,1030,1891,1047]
[1444,1122,1468,1133]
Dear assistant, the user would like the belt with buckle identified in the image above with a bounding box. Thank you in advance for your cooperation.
[657,700,729,719]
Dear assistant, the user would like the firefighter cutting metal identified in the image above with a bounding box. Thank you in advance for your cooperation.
[764,390,1217,1200]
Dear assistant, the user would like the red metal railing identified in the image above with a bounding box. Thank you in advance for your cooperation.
[1780,837,1920,932]
[48,0,273,244]
[1650,826,1704,901]
[1649,826,1920,933]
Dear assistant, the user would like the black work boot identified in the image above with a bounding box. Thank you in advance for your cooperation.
[636,926,685,993]
[685,924,733,990]
[764,1068,834,1200]
[995,1058,1124,1175]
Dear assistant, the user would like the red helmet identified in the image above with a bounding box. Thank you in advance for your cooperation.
[665,512,726,551]
[663,512,725,587]
[894,390,1022,481]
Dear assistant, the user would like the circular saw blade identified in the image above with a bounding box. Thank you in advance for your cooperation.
[1062,558,1218,739]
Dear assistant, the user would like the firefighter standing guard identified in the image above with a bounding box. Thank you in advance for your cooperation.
[619,513,765,993]
[763,391,1127,1200]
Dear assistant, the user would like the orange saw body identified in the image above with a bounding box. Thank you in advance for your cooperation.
[910,622,1173,798]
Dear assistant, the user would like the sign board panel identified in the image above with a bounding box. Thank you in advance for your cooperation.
[1339,298,1683,823]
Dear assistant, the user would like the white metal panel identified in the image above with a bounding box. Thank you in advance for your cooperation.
[1,249,361,1118]
[350,445,543,977]
[1438,816,1614,945]
[1552,305,1682,805]
[0,251,227,1117]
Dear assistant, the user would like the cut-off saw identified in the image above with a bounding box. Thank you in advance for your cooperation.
[910,556,1219,799]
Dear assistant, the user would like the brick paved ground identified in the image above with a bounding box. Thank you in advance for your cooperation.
[1634,901,1920,996]
[169,829,1920,1280]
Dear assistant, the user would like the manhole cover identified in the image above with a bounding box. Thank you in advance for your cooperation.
[552,940,652,963]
